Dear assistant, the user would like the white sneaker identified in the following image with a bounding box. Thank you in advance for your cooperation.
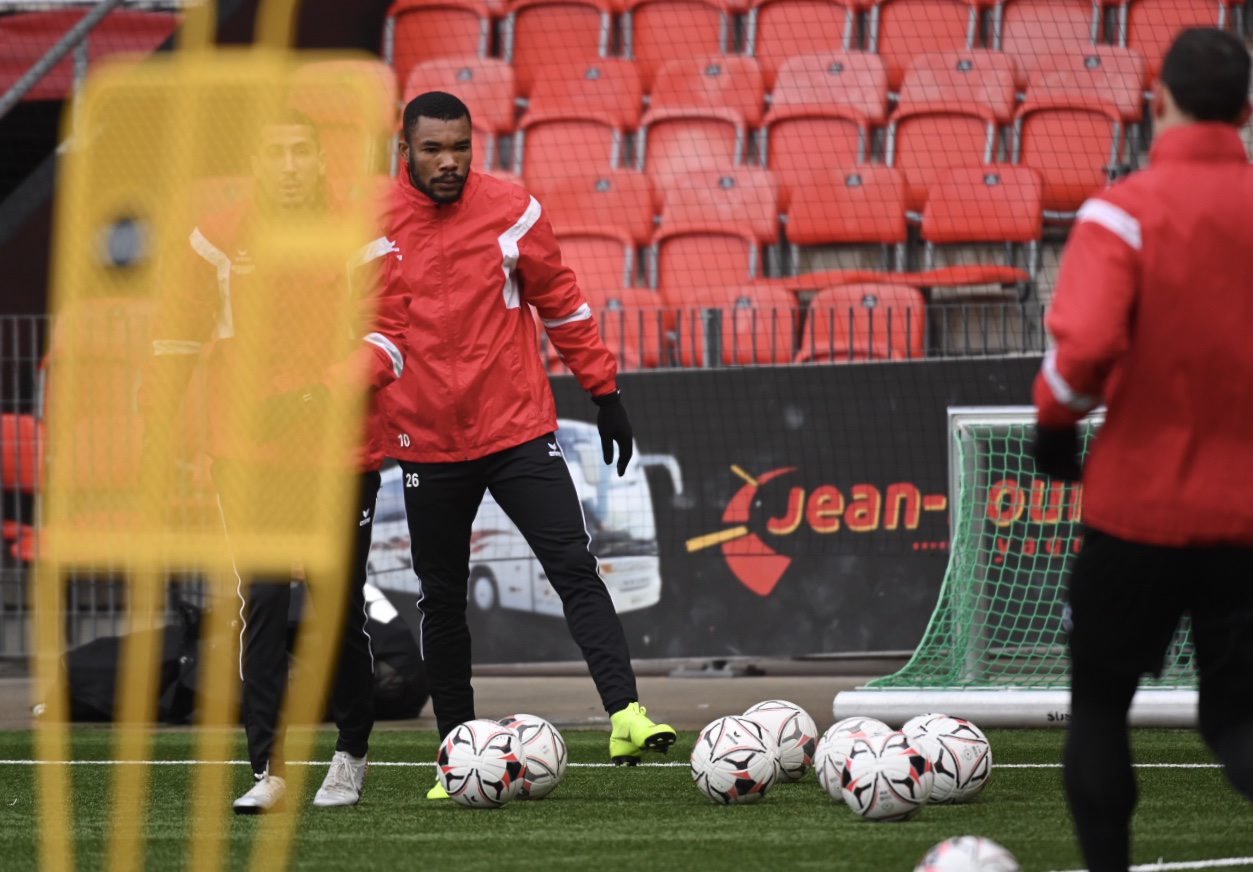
[312,751,367,808]
[233,770,287,815]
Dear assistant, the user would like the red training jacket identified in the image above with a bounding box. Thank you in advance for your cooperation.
[380,170,618,463]
[151,196,409,470]
[1034,123,1253,546]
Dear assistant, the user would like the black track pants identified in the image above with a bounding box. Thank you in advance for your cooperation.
[215,463,381,776]
[399,434,639,738]
[1064,527,1253,872]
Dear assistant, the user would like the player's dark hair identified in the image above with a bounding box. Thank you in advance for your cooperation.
[261,107,322,149]
[402,91,472,142]
[1161,28,1250,123]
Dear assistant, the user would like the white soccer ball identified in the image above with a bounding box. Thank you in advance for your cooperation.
[742,699,819,783]
[901,712,950,736]
[840,730,934,821]
[690,715,781,805]
[436,719,527,808]
[914,836,1021,871]
[902,714,993,803]
[814,716,893,800]
[497,713,568,799]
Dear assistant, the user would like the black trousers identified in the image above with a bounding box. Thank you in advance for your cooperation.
[399,434,639,738]
[1064,526,1253,872]
[214,462,381,776]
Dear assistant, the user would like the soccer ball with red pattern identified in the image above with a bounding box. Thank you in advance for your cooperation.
[840,730,934,821]
[914,836,1020,871]
[814,716,892,800]
[690,715,781,805]
[742,699,819,783]
[497,713,567,799]
[903,714,993,803]
[437,719,527,808]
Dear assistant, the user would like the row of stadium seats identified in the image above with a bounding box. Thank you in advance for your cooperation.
[405,47,1144,214]
[540,282,931,369]
[536,165,1040,297]
[384,0,1235,95]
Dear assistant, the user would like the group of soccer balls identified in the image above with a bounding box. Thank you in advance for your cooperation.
[692,701,1019,872]
[432,704,1019,871]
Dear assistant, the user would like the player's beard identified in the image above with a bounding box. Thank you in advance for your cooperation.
[409,157,465,204]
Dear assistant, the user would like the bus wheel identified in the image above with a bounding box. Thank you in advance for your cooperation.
[470,569,498,613]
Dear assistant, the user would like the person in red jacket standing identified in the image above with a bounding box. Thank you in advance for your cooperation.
[1032,28,1253,872]
[381,92,676,794]
[147,112,409,813]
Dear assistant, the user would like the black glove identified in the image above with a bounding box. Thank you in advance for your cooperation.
[594,391,633,477]
[1031,424,1082,482]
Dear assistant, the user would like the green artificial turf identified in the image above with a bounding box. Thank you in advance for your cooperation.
[0,729,1250,872]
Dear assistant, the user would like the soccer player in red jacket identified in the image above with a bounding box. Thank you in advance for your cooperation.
[380,92,676,794]
[147,112,409,813]
[1032,29,1253,871]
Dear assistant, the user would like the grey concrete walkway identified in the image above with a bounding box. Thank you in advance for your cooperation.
[0,672,871,733]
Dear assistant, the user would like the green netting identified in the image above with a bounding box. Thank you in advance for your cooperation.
[870,409,1197,690]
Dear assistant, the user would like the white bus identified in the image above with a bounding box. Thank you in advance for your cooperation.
[367,420,682,618]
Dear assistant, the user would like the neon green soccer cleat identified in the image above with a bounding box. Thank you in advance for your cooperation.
[426,781,449,800]
[609,702,678,766]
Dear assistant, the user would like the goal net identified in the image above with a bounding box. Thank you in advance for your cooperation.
[834,406,1199,727]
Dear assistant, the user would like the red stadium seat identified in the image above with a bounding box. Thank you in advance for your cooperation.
[761,53,889,200]
[515,111,629,185]
[745,0,858,87]
[887,107,1000,213]
[636,107,748,180]
[594,289,672,369]
[995,0,1101,87]
[867,0,983,92]
[291,60,399,179]
[385,0,491,88]
[651,168,780,294]
[533,170,655,242]
[0,10,178,102]
[786,165,909,273]
[1119,0,1231,80]
[672,283,801,365]
[1014,91,1124,216]
[650,56,767,127]
[920,165,1042,295]
[504,0,614,94]
[898,50,1017,122]
[623,0,733,89]
[798,283,926,361]
[559,228,639,295]
[528,60,644,130]
[1,414,40,494]
[1028,47,1146,122]
[404,58,516,134]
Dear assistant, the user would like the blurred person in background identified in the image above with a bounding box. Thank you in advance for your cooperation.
[144,110,409,813]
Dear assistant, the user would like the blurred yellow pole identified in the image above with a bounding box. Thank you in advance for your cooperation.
[179,0,218,52]
[254,0,301,50]
[188,571,243,872]
[105,567,165,872]
[32,559,71,872]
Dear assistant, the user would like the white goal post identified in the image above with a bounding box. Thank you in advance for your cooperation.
[832,406,1199,728]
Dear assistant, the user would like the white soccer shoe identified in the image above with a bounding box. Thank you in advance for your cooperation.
[233,770,287,815]
[313,751,368,808]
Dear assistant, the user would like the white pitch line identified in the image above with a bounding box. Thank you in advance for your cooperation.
[0,760,1224,769]
[1047,857,1253,871]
